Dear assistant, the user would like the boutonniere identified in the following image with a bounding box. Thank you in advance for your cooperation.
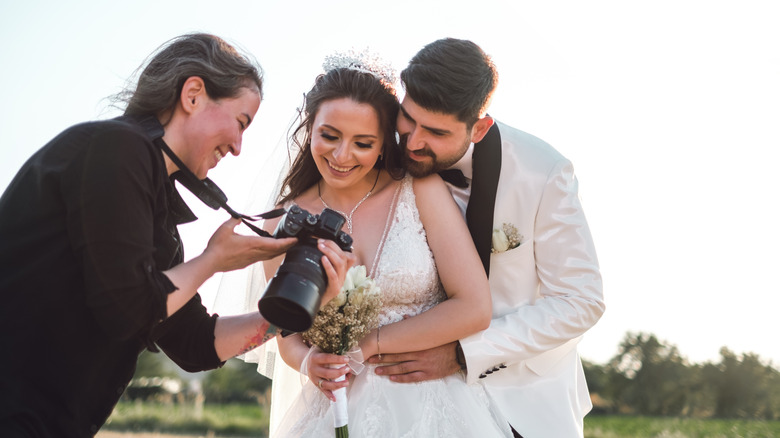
[491,223,523,254]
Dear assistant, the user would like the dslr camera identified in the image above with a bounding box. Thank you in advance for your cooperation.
[258,205,353,332]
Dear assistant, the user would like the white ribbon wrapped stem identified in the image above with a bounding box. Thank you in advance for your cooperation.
[331,370,349,428]
[331,347,365,430]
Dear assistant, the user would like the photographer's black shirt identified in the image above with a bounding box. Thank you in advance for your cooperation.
[0,117,224,437]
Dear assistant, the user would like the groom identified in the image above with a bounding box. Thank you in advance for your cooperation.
[372,38,605,437]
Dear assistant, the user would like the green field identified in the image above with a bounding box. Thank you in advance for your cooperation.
[103,402,780,438]
[104,402,269,437]
[585,415,780,437]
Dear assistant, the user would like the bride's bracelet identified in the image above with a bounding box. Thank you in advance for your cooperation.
[376,326,382,360]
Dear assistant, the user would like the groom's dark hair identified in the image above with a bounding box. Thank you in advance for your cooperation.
[400,38,498,129]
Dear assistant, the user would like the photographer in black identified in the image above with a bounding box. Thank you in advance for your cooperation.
[0,34,354,438]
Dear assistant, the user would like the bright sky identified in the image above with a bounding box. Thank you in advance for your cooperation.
[2,0,779,368]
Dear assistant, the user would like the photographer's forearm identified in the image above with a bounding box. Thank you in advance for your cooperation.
[214,313,277,361]
[162,251,220,318]
[162,218,297,319]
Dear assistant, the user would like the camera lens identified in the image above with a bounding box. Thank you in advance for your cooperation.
[258,240,327,332]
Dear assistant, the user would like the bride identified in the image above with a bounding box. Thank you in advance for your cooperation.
[220,52,512,437]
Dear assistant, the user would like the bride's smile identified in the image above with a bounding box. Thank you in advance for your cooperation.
[325,159,357,174]
[311,97,384,199]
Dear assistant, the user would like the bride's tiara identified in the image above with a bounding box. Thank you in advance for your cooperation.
[322,49,397,85]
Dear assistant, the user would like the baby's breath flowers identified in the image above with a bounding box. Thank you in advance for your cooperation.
[491,223,524,254]
[302,265,381,355]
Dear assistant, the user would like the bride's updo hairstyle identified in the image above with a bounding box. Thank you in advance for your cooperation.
[278,51,403,205]
[116,33,263,125]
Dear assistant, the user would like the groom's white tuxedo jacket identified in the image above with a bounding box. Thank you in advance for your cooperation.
[455,120,605,438]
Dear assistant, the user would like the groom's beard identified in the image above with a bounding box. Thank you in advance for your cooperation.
[400,134,470,178]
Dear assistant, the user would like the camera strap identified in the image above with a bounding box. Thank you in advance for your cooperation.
[151,134,285,237]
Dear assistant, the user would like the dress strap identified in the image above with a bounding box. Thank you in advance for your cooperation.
[368,177,407,278]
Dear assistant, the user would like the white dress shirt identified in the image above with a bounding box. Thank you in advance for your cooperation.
[446,142,474,217]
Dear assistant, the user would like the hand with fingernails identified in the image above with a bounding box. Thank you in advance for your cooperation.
[306,350,350,402]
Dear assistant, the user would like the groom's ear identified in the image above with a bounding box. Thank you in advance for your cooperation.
[469,116,494,144]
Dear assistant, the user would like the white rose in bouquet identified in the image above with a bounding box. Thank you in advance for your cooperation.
[348,288,364,307]
[331,290,348,308]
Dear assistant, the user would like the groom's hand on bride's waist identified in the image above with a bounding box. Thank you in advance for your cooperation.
[368,342,461,383]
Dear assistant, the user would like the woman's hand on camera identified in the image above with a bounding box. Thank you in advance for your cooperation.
[206,218,297,272]
[318,239,356,304]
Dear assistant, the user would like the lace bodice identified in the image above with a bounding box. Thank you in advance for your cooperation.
[371,176,446,327]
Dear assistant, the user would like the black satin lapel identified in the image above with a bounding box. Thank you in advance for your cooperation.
[466,122,501,277]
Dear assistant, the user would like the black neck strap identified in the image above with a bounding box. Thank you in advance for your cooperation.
[147,124,283,237]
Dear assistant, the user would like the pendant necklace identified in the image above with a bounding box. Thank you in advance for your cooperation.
[318,170,381,234]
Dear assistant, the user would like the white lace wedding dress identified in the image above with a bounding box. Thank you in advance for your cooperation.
[273,176,512,438]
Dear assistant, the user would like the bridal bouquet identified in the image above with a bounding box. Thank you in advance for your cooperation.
[302,265,381,438]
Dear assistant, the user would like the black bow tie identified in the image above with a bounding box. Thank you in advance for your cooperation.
[438,169,469,188]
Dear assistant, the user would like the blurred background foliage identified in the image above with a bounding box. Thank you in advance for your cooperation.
[132,331,780,419]
[583,332,780,420]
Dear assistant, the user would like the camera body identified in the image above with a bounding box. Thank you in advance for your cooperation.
[272,205,353,251]
[258,205,353,332]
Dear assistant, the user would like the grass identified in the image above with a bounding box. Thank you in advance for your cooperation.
[585,415,780,438]
[103,402,269,437]
[104,403,780,438]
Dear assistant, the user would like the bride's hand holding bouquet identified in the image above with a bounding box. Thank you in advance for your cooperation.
[300,265,381,437]
[302,348,350,401]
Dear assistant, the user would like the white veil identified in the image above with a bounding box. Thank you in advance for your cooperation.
[209,126,286,373]
[210,121,308,435]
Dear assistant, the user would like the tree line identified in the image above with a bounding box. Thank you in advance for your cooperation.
[132,331,780,419]
[583,332,780,420]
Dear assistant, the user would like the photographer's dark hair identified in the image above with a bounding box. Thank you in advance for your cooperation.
[117,33,263,125]
[400,38,498,129]
[278,68,403,205]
